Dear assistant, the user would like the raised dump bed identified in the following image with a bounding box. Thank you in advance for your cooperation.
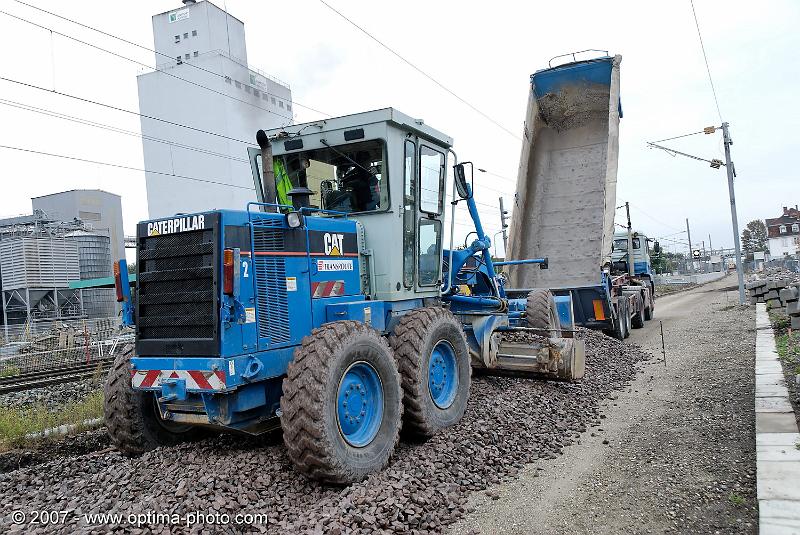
[505,53,652,339]
[507,53,622,290]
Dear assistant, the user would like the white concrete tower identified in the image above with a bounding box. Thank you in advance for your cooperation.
[137,0,293,218]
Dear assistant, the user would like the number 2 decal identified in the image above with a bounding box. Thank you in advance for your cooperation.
[242,260,249,278]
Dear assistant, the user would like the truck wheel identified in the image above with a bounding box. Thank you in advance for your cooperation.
[104,347,198,456]
[525,289,562,337]
[623,302,632,338]
[631,295,645,329]
[644,294,654,320]
[389,307,471,439]
[280,321,402,484]
[611,300,628,340]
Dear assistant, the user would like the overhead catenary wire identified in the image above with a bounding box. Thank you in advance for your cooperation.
[0,144,255,191]
[0,98,249,163]
[0,75,253,145]
[10,0,330,118]
[689,0,723,122]
[318,0,521,141]
[650,130,705,144]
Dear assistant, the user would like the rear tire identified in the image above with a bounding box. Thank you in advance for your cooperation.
[280,321,402,484]
[388,307,471,439]
[104,347,198,456]
[611,300,628,340]
[525,289,562,337]
[631,295,645,328]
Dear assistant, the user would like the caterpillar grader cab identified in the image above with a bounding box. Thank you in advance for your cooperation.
[106,108,584,484]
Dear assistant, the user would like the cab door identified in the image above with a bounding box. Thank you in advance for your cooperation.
[415,141,447,291]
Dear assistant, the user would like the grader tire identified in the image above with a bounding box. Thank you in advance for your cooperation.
[525,289,562,337]
[388,307,471,439]
[280,321,402,484]
[104,346,198,456]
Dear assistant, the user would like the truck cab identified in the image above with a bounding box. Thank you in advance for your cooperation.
[611,230,653,278]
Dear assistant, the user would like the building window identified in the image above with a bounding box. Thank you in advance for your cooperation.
[287,104,292,112]
[245,85,251,94]
[262,93,268,101]
[279,101,284,108]
[254,89,260,97]
[780,225,787,233]
[783,238,789,247]
[184,53,190,60]
[192,30,198,36]
[193,51,198,57]
[271,97,276,104]
[793,223,799,232]
[176,56,182,64]
[174,35,180,43]
[79,211,101,221]
[235,81,241,89]
[183,32,188,39]
[224,76,232,84]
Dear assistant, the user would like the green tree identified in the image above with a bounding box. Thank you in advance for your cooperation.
[742,220,768,253]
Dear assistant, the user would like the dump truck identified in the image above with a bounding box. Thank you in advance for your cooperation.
[505,52,653,339]
[107,108,585,484]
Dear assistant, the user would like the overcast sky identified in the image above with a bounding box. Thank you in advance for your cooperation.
[0,0,797,259]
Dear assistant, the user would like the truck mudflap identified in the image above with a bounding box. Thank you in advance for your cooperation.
[493,335,586,381]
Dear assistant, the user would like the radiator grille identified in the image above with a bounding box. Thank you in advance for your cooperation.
[137,229,215,342]
[253,221,290,345]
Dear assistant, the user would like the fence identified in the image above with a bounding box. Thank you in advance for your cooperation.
[0,317,132,375]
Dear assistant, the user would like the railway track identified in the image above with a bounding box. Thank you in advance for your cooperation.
[0,358,114,395]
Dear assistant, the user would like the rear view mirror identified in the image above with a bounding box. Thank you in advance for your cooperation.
[453,162,473,200]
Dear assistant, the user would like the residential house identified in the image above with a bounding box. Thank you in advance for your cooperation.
[766,205,800,257]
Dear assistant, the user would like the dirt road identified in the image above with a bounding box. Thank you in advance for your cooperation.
[451,275,758,534]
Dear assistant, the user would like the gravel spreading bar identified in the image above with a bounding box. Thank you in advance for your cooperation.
[0,329,651,534]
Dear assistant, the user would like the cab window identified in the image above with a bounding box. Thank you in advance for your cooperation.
[252,140,388,214]
[419,145,445,214]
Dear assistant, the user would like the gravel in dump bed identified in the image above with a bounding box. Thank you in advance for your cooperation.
[0,328,651,534]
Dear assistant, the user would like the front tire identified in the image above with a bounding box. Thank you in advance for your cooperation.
[104,347,197,456]
[389,307,471,439]
[280,321,402,484]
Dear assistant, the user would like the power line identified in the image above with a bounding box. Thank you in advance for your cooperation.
[689,0,723,122]
[318,0,521,141]
[0,9,296,124]
[11,0,330,118]
[0,98,249,163]
[626,202,684,232]
[0,75,253,145]
[0,144,255,191]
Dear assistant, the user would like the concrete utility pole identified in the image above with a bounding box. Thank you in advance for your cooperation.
[498,197,509,258]
[722,122,746,304]
[625,202,634,276]
[686,218,694,274]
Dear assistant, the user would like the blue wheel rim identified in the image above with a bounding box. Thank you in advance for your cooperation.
[428,340,458,409]
[337,361,384,447]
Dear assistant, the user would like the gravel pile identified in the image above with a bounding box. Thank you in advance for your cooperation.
[0,379,101,412]
[0,429,110,474]
[0,329,651,534]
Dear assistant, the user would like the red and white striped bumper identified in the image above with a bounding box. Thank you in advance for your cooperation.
[131,369,227,391]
